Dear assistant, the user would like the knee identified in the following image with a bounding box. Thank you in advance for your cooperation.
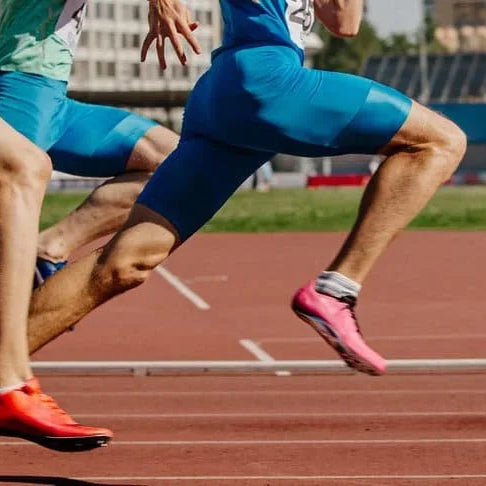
[429,118,467,174]
[95,224,176,295]
[0,145,52,191]
[388,102,468,183]
[392,119,466,185]
[127,126,179,172]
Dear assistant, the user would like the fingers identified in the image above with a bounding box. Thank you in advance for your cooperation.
[142,0,201,68]
[156,34,167,70]
[141,33,155,62]
[167,21,187,65]
[177,20,201,55]
[184,8,193,26]
[184,9,199,32]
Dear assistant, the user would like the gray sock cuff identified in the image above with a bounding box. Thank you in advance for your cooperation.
[0,382,25,395]
[315,271,361,299]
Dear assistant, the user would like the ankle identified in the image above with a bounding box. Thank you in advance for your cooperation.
[0,382,25,395]
[315,271,361,300]
[37,240,69,263]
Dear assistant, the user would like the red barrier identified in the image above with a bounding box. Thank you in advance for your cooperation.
[307,174,371,187]
[308,173,486,188]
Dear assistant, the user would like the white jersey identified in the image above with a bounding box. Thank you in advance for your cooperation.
[218,0,315,58]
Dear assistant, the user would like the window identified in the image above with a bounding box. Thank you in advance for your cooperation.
[122,33,141,48]
[95,31,116,49]
[96,61,116,77]
[72,60,90,82]
[78,31,88,47]
[453,2,486,27]
[132,63,141,78]
[122,4,142,21]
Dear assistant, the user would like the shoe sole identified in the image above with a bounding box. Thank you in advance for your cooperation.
[293,308,382,376]
[0,429,111,452]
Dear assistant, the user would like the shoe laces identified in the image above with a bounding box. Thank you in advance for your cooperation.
[36,391,71,420]
[339,295,362,336]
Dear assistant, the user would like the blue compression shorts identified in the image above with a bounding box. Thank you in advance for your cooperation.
[0,71,157,177]
[138,45,413,241]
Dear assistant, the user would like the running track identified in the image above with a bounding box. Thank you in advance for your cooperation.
[2,232,486,485]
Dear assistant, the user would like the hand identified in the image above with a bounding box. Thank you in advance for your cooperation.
[141,0,201,70]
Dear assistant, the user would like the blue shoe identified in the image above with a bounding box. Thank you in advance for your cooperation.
[34,257,67,289]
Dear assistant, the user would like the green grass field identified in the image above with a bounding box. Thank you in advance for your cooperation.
[40,186,486,232]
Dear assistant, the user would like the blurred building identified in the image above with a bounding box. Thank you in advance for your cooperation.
[424,0,435,15]
[70,0,221,92]
[69,0,323,125]
[69,0,220,126]
[433,0,486,52]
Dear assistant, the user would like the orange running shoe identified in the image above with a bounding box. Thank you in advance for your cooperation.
[0,378,112,452]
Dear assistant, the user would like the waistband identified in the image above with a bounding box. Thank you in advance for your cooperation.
[0,70,68,95]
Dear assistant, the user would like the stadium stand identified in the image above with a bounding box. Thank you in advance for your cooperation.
[362,53,486,103]
[305,53,486,187]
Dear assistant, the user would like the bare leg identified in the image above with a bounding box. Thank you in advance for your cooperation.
[37,125,178,262]
[28,104,466,355]
[0,118,52,384]
[29,203,177,354]
[327,102,466,283]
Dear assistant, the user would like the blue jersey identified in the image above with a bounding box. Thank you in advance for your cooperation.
[216,0,315,60]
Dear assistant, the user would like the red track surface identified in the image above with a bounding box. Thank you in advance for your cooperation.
[2,232,486,485]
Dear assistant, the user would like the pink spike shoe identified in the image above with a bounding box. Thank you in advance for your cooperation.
[292,281,387,375]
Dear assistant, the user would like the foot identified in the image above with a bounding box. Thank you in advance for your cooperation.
[292,281,387,376]
[34,257,67,289]
[0,378,113,452]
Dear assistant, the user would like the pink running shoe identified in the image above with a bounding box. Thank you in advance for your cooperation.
[292,281,387,375]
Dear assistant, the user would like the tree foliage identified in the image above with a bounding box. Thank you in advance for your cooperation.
[313,20,385,74]
[311,19,441,74]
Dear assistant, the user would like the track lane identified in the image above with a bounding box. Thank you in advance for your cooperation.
[2,442,486,477]
[15,233,486,484]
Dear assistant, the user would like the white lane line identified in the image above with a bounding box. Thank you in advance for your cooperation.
[258,337,328,344]
[69,411,486,419]
[45,389,486,397]
[3,438,486,446]
[75,475,486,481]
[239,339,276,361]
[239,339,291,376]
[155,266,210,310]
[183,275,228,284]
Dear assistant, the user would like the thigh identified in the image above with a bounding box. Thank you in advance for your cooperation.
[0,116,47,163]
[49,100,158,177]
[378,100,462,155]
[199,49,412,158]
[252,69,413,157]
[137,136,273,242]
[0,71,67,150]
[125,124,179,173]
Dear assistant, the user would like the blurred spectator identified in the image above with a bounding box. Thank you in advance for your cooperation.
[251,161,274,192]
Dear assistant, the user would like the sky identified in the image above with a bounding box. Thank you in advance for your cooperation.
[366,0,424,39]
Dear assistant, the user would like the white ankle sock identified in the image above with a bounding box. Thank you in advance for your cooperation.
[0,382,25,395]
[315,271,361,299]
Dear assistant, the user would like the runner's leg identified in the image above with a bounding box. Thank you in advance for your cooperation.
[39,105,178,262]
[28,137,271,353]
[0,118,51,385]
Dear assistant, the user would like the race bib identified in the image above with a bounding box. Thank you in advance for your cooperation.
[55,0,88,53]
[285,0,315,48]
